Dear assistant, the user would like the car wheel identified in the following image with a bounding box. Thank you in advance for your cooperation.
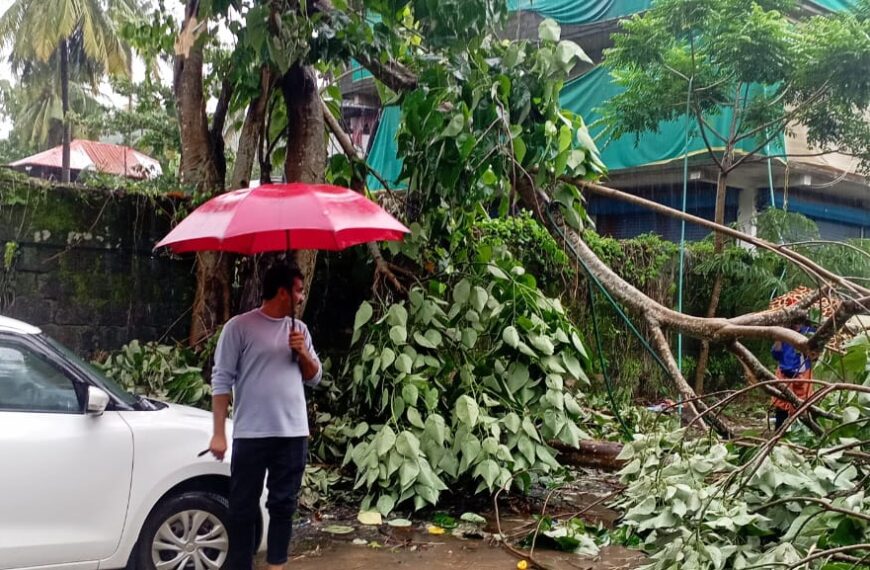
[135,492,230,570]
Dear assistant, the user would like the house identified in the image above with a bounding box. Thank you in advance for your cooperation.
[351,0,869,241]
[8,140,162,182]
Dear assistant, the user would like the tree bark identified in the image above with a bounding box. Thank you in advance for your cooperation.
[231,66,272,189]
[549,440,626,471]
[237,64,326,315]
[282,64,325,317]
[59,37,70,183]
[693,162,731,394]
[174,4,230,346]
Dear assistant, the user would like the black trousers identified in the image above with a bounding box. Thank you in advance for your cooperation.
[227,437,307,569]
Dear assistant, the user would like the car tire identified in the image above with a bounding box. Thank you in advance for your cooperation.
[134,492,230,570]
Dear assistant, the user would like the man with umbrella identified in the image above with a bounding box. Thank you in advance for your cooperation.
[155,182,409,568]
[209,263,321,569]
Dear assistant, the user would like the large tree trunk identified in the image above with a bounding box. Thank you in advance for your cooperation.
[231,66,272,189]
[59,38,70,183]
[174,5,230,346]
[231,67,276,313]
[237,64,326,315]
[282,64,325,317]
[693,156,732,393]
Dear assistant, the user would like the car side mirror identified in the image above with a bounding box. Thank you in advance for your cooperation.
[87,386,110,415]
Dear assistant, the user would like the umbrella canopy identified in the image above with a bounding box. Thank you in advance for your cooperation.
[155,183,410,254]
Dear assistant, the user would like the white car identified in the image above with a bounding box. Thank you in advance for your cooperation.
[0,316,265,569]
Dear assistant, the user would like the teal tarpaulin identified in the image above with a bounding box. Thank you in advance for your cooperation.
[559,67,786,171]
[807,0,858,11]
[366,107,403,190]
[506,0,650,23]
[365,67,787,189]
[507,0,854,20]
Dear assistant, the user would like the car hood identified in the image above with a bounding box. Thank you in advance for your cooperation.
[121,402,233,442]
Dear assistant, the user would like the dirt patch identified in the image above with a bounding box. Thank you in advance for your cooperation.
[257,529,644,569]
[255,478,645,570]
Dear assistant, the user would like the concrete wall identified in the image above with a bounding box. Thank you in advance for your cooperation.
[0,171,195,356]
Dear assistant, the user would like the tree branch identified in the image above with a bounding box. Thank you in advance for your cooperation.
[808,295,870,354]
[320,98,406,293]
[572,178,870,297]
[353,52,418,92]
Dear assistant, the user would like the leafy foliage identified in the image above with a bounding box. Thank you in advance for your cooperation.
[316,235,598,513]
[602,0,870,172]
[96,340,211,409]
[614,426,870,569]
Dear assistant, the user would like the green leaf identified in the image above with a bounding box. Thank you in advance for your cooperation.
[381,348,396,371]
[538,18,561,42]
[402,384,419,407]
[396,431,421,458]
[470,286,489,312]
[407,407,425,429]
[455,395,480,427]
[518,435,535,463]
[387,518,412,527]
[529,335,555,355]
[514,136,527,163]
[462,328,479,348]
[377,426,396,456]
[395,353,413,374]
[424,414,447,446]
[322,525,355,535]
[556,40,592,66]
[390,325,408,345]
[487,265,510,280]
[358,510,383,525]
[460,512,487,525]
[414,331,436,349]
[442,114,465,137]
[562,354,583,379]
[502,326,520,348]
[503,412,521,433]
[474,459,500,488]
[399,459,420,488]
[352,302,374,345]
[376,495,396,516]
[571,332,588,359]
[388,304,408,327]
[507,363,530,393]
[453,279,472,305]
[425,329,443,347]
[522,416,541,441]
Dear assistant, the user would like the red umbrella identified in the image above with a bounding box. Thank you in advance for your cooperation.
[155,183,409,254]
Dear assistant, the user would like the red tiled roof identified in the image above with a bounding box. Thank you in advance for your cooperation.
[9,139,162,179]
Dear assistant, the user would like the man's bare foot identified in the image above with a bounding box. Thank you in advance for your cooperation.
[267,565,284,570]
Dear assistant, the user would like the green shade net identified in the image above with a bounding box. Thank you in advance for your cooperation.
[506,0,650,23]
[559,67,786,171]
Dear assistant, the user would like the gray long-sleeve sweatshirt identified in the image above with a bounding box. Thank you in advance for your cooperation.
[211,309,322,439]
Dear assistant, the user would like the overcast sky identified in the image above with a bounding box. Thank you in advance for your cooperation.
[0,0,184,138]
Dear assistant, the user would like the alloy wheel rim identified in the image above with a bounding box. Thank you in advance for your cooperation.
[151,509,228,570]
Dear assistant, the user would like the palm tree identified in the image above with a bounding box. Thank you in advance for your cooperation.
[0,0,132,182]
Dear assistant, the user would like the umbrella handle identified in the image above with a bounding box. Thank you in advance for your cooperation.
[290,315,297,363]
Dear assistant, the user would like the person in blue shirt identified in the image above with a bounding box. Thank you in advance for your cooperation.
[771,323,815,430]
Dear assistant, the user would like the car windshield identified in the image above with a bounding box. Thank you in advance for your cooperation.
[42,335,140,408]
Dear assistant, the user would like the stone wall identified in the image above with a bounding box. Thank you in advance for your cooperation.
[0,171,195,356]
